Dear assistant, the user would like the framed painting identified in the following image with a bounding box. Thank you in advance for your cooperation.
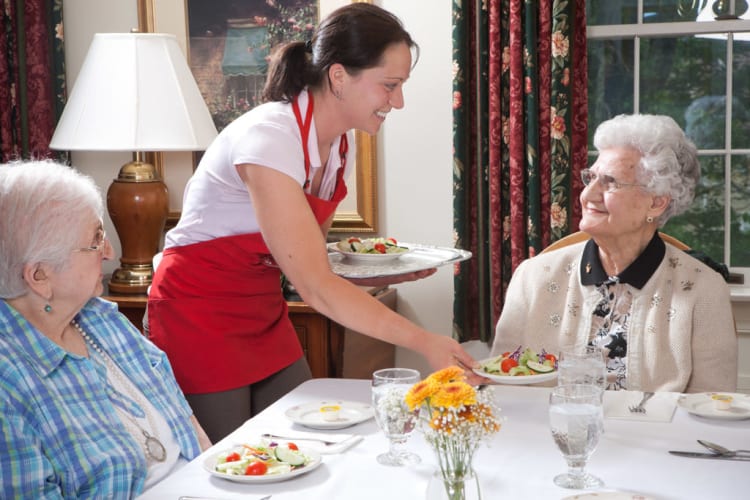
[138,0,377,233]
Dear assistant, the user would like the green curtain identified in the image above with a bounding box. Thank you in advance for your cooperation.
[452,0,588,343]
[0,0,66,162]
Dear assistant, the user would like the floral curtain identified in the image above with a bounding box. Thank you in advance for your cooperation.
[452,0,588,343]
[0,0,66,162]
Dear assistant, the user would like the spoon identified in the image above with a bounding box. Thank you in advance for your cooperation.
[697,440,750,457]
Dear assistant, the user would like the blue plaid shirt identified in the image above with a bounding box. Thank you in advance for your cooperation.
[0,298,201,499]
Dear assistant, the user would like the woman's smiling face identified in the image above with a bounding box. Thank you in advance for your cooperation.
[579,146,657,240]
[340,42,412,135]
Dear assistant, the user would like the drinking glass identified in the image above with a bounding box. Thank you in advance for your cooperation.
[371,367,421,466]
[557,345,607,390]
[549,384,605,489]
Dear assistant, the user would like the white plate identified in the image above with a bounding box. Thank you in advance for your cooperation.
[562,492,656,500]
[285,400,375,429]
[327,242,413,264]
[473,357,558,385]
[203,446,322,484]
[328,243,472,278]
[677,392,750,420]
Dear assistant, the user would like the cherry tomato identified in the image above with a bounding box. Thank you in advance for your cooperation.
[501,358,518,373]
[386,237,398,245]
[287,442,299,451]
[374,243,387,254]
[224,452,241,462]
[347,237,361,243]
[245,461,268,476]
[544,353,557,365]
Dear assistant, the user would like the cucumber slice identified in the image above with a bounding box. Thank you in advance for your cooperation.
[527,360,554,373]
[274,446,306,466]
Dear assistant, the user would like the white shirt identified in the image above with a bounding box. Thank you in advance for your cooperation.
[166,90,355,249]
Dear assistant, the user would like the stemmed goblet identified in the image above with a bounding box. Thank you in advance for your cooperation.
[371,367,421,466]
[549,384,604,489]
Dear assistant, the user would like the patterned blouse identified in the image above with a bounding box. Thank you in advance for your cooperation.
[581,234,666,390]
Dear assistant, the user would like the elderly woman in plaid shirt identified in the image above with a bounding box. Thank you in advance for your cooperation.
[0,161,210,498]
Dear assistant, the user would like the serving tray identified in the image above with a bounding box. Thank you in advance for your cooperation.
[328,243,472,278]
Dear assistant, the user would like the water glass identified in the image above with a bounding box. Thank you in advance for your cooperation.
[549,384,605,489]
[371,368,421,466]
[557,345,607,390]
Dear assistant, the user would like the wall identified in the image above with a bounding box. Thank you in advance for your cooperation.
[62,0,465,377]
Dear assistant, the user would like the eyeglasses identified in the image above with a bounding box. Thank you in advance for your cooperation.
[580,168,646,193]
[74,229,107,253]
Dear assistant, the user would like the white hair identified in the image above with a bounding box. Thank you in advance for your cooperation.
[593,114,700,226]
[0,160,103,299]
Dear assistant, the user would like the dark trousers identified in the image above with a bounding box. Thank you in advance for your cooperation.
[185,357,312,444]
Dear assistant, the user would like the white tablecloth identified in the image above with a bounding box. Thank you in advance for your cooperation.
[140,379,750,500]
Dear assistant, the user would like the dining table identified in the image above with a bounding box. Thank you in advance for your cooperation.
[139,378,750,500]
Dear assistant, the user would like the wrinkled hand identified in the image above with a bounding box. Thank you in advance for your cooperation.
[423,334,490,386]
[347,268,437,287]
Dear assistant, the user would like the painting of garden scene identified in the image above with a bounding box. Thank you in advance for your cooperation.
[187,0,318,131]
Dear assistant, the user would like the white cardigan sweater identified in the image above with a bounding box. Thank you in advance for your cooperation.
[490,241,737,393]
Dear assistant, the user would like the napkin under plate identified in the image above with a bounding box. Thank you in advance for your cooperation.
[258,430,363,454]
[603,391,679,422]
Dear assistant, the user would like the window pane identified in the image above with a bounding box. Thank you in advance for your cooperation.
[663,155,725,265]
[733,37,750,149]
[731,154,750,266]
[643,0,706,23]
[640,36,726,140]
[587,0,637,25]
[587,39,635,147]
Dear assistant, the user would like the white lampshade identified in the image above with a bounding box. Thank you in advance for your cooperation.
[50,33,217,151]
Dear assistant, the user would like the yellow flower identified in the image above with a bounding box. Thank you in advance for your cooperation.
[426,366,465,385]
[430,381,476,409]
[405,378,439,410]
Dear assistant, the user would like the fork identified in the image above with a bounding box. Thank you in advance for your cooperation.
[260,433,343,446]
[629,391,655,413]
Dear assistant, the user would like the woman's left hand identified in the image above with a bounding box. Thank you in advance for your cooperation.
[346,268,437,287]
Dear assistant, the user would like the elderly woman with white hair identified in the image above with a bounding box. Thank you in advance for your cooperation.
[491,114,737,393]
[0,161,210,498]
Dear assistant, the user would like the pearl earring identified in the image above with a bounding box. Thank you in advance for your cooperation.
[646,216,654,223]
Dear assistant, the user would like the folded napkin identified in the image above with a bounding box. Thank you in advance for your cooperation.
[253,430,363,455]
[603,390,680,423]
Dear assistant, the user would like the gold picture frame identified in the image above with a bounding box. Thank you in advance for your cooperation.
[137,0,377,233]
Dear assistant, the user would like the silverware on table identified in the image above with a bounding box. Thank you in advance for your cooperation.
[697,440,750,458]
[668,450,750,461]
[260,433,346,446]
[629,391,655,413]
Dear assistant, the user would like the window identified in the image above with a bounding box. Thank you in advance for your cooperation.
[587,0,750,278]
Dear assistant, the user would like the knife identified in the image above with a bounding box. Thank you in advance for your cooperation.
[669,451,750,461]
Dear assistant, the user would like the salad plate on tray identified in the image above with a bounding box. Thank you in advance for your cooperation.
[328,242,471,279]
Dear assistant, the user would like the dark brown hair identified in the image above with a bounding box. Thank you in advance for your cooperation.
[262,3,418,102]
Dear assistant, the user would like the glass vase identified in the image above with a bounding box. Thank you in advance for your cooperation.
[425,468,482,500]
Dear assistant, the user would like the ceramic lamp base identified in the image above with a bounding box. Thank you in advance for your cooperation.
[107,160,168,295]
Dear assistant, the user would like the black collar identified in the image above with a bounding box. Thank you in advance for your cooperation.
[580,232,665,289]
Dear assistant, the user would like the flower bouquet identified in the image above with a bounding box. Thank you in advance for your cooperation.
[405,366,502,500]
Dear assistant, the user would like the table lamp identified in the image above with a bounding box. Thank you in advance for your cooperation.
[50,33,217,294]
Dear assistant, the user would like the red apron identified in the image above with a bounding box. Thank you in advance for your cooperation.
[148,93,348,393]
